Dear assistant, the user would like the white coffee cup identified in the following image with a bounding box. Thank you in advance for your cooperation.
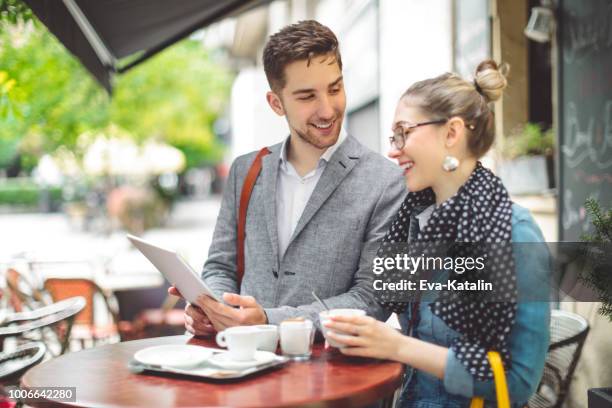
[279,319,314,360]
[215,326,258,361]
[252,324,279,352]
[319,308,366,348]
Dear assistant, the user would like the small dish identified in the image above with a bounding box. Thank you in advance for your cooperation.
[134,345,213,369]
[208,350,277,370]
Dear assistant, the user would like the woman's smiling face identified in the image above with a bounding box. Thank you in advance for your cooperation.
[388,98,448,192]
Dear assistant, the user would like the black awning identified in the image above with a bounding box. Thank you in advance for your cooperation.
[23,0,266,93]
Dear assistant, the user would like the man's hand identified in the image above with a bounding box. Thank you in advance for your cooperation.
[167,286,182,298]
[168,286,216,337]
[195,293,267,331]
[184,304,216,336]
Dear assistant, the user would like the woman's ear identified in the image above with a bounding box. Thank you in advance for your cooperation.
[445,116,466,148]
[266,91,285,116]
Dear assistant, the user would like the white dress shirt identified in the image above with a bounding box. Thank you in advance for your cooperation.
[276,128,347,260]
[415,204,436,230]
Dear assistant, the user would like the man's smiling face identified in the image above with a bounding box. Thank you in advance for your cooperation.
[269,53,346,149]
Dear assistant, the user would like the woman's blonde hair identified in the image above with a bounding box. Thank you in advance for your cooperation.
[401,59,509,157]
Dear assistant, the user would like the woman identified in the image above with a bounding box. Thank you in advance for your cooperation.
[324,60,550,407]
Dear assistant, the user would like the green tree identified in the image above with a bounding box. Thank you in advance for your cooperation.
[0,14,232,171]
[579,198,612,322]
[0,20,109,170]
[0,69,23,167]
[0,0,32,24]
[111,39,232,167]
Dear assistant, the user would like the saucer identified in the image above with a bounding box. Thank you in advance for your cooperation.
[134,345,214,369]
[208,350,277,369]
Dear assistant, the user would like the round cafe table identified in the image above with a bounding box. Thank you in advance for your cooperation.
[21,335,403,407]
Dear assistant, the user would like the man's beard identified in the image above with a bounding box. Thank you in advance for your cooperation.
[289,121,340,150]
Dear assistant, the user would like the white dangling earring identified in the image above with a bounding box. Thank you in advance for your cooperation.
[442,156,460,172]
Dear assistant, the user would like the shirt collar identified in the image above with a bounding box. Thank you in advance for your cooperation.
[415,204,436,230]
[279,126,347,165]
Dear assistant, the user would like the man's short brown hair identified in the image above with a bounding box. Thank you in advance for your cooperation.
[263,20,342,93]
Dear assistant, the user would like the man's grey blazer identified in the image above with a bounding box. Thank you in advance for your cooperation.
[201,135,406,325]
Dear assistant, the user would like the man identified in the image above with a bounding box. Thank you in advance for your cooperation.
[171,20,405,336]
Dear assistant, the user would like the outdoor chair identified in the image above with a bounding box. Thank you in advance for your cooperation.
[0,342,46,384]
[43,278,121,348]
[4,268,47,312]
[528,309,590,408]
[0,297,85,357]
[0,342,46,408]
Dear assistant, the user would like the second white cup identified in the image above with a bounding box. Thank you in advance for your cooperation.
[252,324,279,352]
[215,326,258,361]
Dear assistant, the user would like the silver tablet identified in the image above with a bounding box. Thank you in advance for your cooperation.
[127,234,221,304]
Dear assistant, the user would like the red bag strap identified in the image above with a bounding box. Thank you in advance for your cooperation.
[236,147,271,287]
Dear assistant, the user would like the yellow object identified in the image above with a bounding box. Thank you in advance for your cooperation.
[469,351,510,408]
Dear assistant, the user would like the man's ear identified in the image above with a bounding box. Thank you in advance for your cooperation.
[266,91,285,116]
[445,116,466,148]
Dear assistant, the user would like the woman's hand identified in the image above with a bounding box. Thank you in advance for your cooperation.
[326,315,450,379]
[324,315,406,360]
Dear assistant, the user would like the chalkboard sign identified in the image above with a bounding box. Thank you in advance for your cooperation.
[558,0,612,241]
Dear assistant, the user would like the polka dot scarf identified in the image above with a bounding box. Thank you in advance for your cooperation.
[378,162,517,380]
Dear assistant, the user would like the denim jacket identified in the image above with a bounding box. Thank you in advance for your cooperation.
[397,204,551,408]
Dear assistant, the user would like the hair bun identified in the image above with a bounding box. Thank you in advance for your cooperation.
[474,59,509,103]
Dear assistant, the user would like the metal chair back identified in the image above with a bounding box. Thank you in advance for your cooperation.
[528,309,590,408]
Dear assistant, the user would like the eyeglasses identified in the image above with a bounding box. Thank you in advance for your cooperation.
[389,119,447,150]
